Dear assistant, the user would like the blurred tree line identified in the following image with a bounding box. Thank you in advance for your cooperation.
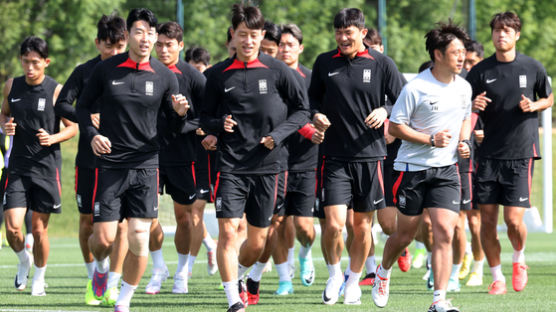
[1,0,555,118]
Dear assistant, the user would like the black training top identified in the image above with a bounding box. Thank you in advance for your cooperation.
[309,48,406,161]
[466,52,552,160]
[158,60,206,166]
[8,75,61,178]
[55,55,101,169]
[76,52,181,169]
[201,53,309,174]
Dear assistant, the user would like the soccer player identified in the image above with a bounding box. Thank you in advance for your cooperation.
[1,36,78,296]
[260,21,281,58]
[186,46,212,73]
[76,8,189,312]
[54,14,128,305]
[463,40,484,72]
[145,21,207,295]
[200,4,309,312]
[310,8,405,305]
[371,22,471,312]
[466,11,553,295]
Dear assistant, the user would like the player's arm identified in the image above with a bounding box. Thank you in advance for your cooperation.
[456,116,471,159]
[379,56,407,118]
[37,84,78,146]
[0,79,15,135]
[181,69,206,134]
[308,56,330,132]
[200,68,228,134]
[54,67,82,122]
[519,93,553,113]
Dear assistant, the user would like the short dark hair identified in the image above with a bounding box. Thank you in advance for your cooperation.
[425,21,470,62]
[334,8,365,29]
[280,23,303,44]
[156,21,183,43]
[226,26,233,44]
[465,40,484,58]
[364,28,382,46]
[418,60,434,73]
[263,21,281,45]
[20,36,48,59]
[126,8,157,32]
[231,3,264,30]
[490,11,521,33]
[97,14,126,44]
[185,46,211,66]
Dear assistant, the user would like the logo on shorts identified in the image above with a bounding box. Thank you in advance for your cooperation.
[76,194,82,208]
[199,189,209,194]
[3,193,6,205]
[363,69,371,83]
[37,98,46,111]
[519,75,527,88]
[189,194,196,201]
[94,202,100,217]
[373,198,384,205]
[398,195,406,209]
[321,189,325,202]
[452,200,460,205]
[258,79,268,94]
[215,197,222,212]
[462,198,472,205]
[53,203,61,210]
[519,197,528,202]
[145,81,154,96]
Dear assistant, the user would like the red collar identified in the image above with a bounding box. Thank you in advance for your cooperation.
[223,57,269,72]
[332,48,374,60]
[117,57,155,73]
[168,64,182,74]
[296,66,306,78]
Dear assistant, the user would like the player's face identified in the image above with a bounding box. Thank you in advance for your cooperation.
[260,39,279,58]
[128,20,157,61]
[464,51,482,71]
[96,39,127,61]
[20,51,49,84]
[232,23,264,62]
[368,44,384,54]
[278,33,303,67]
[226,35,237,58]
[492,24,519,53]
[335,26,367,58]
[188,60,208,73]
[437,38,465,74]
[155,34,183,66]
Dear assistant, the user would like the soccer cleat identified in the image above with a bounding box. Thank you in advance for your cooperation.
[114,305,129,312]
[226,302,245,312]
[238,279,248,307]
[512,263,528,292]
[246,278,260,305]
[288,260,295,279]
[91,269,108,300]
[207,250,218,276]
[343,283,361,305]
[465,272,483,287]
[322,274,343,305]
[275,281,293,295]
[262,261,272,273]
[85,280,102,305]
[299,256,315,286]
[338,273,348,296]
[372,269,390,308]
[31,279,46,296]
[397,247,411,272]
[488,280,507,295]
[14,251,32,291]
[145,266,169,294]
[458,253,472,280]
[427,299,460,312]
[412,247,427,269]
[102,287,119,307]
[422,268,431,281]
[172,273,188,294]
[427,270,434,291]
[447,276,461,292]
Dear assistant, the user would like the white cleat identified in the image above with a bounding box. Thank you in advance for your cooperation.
[14,252,32,291]
[372,272,390,308]
[343,284,361,305]
[207,250,218,276]
[172,273,189,294]
[321,274,343,305]
[31,279,46,296]
[145,267,169,294]
[428,299,460,312]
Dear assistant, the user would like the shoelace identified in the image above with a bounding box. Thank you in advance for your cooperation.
[377,277,388,296]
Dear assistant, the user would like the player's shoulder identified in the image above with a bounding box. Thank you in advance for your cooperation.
[314,49,339,64]
[516,52,546,71]
[299,63,312,76]
[454,74,472,93]
[259,53,289,72]
[207,57,234,74]
[43,75,59,87]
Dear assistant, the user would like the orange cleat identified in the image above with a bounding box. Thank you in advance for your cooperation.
[512,263,528,292]
[397,248,411,272]
[488,280,507,295]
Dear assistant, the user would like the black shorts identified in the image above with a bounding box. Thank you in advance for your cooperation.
[159,164,197,205]
[459,171,475,211]
[93,168,159,222]
[284,171,316,217]
[321,159,386,213]
[393,165,461,216]
[195,147,217,202]
[274,171,288,216]
[75,167,97,214]
[476,158,534,208]
[4,172,62,214]
[384,161,396,207]
[315,156,326,219]
[213,172,280,228]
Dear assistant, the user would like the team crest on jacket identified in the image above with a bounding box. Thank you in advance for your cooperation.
[258,79,268,94]
[519,75,527,88]
[37,98,46,111]
[363,69,371,83]
[146,81,154,96]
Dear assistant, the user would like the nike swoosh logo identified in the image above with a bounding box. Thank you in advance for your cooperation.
[430,101,438,105]
[373,198,384,205]
[112,81,124,85]
[189,194,196,200]
[486,78,497,84]
[199,189,209,194]
[224,87,235,93]
[452,200,460,205]
[519,197,528,202]
[11,98,21,102]
[323,292,332,302]
[462,199,472,204]
[328,72,340,77]
[53,204,61,209]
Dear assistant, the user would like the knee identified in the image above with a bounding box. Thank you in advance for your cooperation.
[127,218,151,257]
[325,222,343,237]
[381,223,396,236]
[296,224,314,241]
[468,216,481,233]
[218,226,237,245]
[396,231,415,247]
[433,226,454,245]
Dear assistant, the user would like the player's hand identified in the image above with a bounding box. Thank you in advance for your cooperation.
[196,128,206,136]
[433,129,452,148]
[4,117,16,136]
[365,107,387,129]
[311,129,325,144]
[201,134,217,151]
[171,94,190,117]
[458,141,470,158]
[312,113,331,132]
[91,113,100,129]
[519,94,536,112]
[223,115,237,133]
[472,91,491,111]
[260,136,275,150]
[91,134,112,156]
[36,128,54,146]
[474,129,484,144]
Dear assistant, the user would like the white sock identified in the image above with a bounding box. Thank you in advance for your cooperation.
[16,249,30,264]
[85,261,95,279]
[427,252,432,267]
[188,255,197,274]
[512,247,525,264]
[327,262,342,279]
[115,281,137,308]
[223,280,241,307]
[202,235,217,251]
[345,271,361,288]
[150,249,165,269]
[415,241,425,249]
[345,257,352,276]
[433,289,446,303]
[466,242,472,254]
[377,264,392,280]
[490,264,505,283]
[471,259,484,274]
[299,245,312,259]
[276,262,291,282]
[451,263,462,279]
[365,256,377,275]
[107,272,121,289]
[288,247,294,262]
[95,257,109,274]
[247,261,266,282]
[25,233,34,247]
[238,263,249,279]
[176,253,189,275]
[33,265,46,282]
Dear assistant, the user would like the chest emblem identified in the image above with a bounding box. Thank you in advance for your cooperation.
[259,79,268,94]
[519,75,527,88]
[37,98,46,111]
[145,81,154,96]
[363,69,371,83]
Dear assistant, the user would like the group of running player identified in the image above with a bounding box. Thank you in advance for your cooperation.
[1,4,552,312]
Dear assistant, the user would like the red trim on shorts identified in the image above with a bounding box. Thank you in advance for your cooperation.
[527,158,533,206]
[55,168,62,197]
[533,143,538,158]
[392,172,404,205]
[4,173,8,191]
[455,167,462,199]
[191,162,196,187]
[283,171,288,197]
[320,156,326,189]
[91,168,99,212]
[377,160,385,195]
[272,174,279,208]
[156,168,159,208]
[212,172,221,202]
[74,167,78,193]
[468,171,473,201]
